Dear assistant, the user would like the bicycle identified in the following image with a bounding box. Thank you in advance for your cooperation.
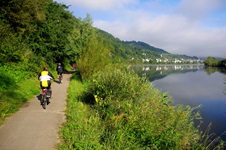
[41,88,51,109]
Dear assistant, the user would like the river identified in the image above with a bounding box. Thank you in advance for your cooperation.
[132,64,226,141]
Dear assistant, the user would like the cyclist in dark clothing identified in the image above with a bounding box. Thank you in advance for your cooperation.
[56,63,64,82]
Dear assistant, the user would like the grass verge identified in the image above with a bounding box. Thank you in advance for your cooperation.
[58,72,103,149]
[0,77,40,125]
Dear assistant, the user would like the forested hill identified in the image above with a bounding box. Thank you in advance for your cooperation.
[124,41,169,54]
[123,41,199,62]
[97,29,200,64]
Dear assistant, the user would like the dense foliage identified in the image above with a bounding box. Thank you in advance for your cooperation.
[204,57,226,67]
[1,0,76,69]
[204,57,220,67]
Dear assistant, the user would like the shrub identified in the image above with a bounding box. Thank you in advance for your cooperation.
[89,65,149,102]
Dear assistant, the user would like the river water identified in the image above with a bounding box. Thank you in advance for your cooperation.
[133,64,226,141]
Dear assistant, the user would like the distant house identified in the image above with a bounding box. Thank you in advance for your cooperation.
[156,58,162,63]
[142,58,151,62]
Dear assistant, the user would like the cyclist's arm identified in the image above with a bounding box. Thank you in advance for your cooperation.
[48,72,54,80]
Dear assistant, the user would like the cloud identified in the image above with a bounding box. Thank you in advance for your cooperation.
[95,13,226,57]
[177,0,223,17]
[54,0,226,57]
[93,0,226,57]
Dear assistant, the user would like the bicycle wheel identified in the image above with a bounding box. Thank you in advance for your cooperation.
[42,95,47,109]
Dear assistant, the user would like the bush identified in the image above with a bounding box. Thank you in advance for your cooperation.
[89,65,149,102]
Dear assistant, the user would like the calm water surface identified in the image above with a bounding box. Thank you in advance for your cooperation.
[133,64,226,141]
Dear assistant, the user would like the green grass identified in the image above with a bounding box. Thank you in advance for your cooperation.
[0,64,40,125]
[58,72,103,149]
[0,78,40,125]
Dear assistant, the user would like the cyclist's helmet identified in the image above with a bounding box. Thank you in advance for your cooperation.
[43,67,48,71]
[58,63,61,65]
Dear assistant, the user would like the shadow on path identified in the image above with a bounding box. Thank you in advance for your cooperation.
[36,94,42,101]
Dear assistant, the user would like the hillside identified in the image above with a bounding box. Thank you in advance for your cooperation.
[122,40,199,63]
[97,30,200,64]
[124,41,168,54]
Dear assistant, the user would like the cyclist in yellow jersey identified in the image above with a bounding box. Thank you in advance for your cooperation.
[38,67,54,99]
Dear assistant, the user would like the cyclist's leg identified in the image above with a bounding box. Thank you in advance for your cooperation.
[40,82,44,105]
[39,82,42,90]
[60,72,63,82]
[46,81,51,104]
[47,81,52,98]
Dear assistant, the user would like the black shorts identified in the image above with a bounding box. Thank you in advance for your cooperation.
[57,72,63,75]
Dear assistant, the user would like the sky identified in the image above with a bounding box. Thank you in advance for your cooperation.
[54,0,226,58]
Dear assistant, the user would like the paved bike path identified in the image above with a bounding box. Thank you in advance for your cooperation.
[0,73,72,150]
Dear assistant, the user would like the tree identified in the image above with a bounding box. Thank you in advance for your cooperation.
[219,59,226,67]
[204,57,220,67]
[0,0,46,35]
[28,1,75,65]
[0,0,46,63]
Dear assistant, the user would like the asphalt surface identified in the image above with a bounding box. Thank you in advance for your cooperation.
[0,73,72,150]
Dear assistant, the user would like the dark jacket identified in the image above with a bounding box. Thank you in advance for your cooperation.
[56,65,63,73]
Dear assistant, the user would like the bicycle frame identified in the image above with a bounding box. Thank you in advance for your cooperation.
[41,88,50,109]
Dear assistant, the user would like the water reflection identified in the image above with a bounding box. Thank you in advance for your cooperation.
[132,64,226,141]
[133,64,204,82]
[133,64,226,81]
[204,66,226,75]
